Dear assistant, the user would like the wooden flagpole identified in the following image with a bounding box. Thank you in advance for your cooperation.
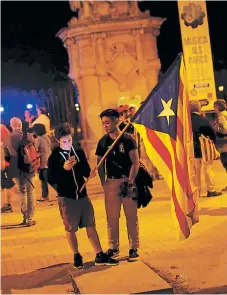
[79,121,132,193]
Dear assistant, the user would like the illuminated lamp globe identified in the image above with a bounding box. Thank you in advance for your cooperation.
[27,104,33,109]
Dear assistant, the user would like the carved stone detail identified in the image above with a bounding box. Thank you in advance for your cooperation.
[69,1,149,25]
[69,1,94,21]
[64,37,74,48]
[103,42,140,91]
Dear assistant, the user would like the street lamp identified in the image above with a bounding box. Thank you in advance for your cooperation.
[26,104,33,109]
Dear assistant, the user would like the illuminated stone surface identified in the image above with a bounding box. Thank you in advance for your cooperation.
[58,1,165,159]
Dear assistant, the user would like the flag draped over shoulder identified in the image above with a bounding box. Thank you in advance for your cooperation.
[131,54,199,240]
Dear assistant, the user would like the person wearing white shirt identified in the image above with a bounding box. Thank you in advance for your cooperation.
[32,107,50,135]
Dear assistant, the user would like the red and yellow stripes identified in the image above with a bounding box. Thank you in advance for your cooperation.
[132,58,199,240]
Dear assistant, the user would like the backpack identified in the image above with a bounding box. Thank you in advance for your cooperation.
[1,143,10,171]
[1,143,5,171]
[18,136,40,174]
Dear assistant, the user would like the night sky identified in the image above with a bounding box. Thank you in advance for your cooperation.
[1,1,227,91]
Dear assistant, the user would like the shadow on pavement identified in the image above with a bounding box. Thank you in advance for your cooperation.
[1,224,26,230]
[1,261,112,294]
[199,207,227,216]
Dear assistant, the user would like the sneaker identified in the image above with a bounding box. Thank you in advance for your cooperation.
[74,253,84,269]
[106,248,120,258]
[128,249,139,262]
[1,204,13,213]
[95,252,119,266]
[27,220,36,227]
[222,187,227,192]
[20,218,27,226]
[37,197,49,202]
[207,191,222,197]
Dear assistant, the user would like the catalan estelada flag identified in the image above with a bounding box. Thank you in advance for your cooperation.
[131,54,199,240]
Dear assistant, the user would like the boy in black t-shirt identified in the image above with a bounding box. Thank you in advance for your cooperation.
[96,109,140,261]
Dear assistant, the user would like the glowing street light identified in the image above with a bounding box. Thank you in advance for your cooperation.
[76,107,80,111]
[27,104,33,109]
[75,103,79,107]
[218,86,224,92]
[0,106,4,112]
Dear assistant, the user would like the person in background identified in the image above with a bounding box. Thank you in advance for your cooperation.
[1,124,16,213]
[213,100,227,191]
[23,110,36,132]
[32,107,50,135]
[190,101,222,198]
[33,124,52,202]
[128,105,137,118]
[128,105,141,157]
[96,109,140,261]
[47,123,119,269]
[117,105,134,134]
[118,105,141,154]
[25,110,36,125]
[6,117,37,226]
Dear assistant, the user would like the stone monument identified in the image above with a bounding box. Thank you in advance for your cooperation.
[57,1,165,160]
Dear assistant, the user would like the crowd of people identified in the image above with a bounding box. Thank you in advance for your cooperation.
[1,99,227,268]
[191,99,227,197]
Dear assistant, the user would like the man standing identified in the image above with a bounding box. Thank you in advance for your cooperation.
[128,105,137,118]
[118,105,141,156]
[190,101,222,197]
[117,105,134,135]
[96,109,140,261]
[6,117,36,226]
[48,123,119,268]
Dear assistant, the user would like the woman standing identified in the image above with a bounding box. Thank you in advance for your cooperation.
[33,124,52,202]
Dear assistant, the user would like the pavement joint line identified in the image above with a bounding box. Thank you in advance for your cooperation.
[68,269,80,294]
[142,260,175,293]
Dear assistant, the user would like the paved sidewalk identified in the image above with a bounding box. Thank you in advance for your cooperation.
[1,160,227,294]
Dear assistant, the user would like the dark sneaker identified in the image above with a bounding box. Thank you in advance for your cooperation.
[207,191,222,197]
[27,220,36,227]
[106,248,120,258]
[1,204,13,213]
[37,198,49,202]
[95,252,119,266]
[74,253,84,269]
[128,249,139,262]
[20,218,27,226]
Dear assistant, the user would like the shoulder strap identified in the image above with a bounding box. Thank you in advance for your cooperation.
[71,146,80,162]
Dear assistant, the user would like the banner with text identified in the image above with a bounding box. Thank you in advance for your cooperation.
[178,1,217,111]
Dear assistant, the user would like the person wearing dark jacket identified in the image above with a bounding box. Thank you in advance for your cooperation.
[190,101,222,198]
[47,123,118,269]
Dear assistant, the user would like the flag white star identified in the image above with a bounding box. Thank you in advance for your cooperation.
[158,98,175,126]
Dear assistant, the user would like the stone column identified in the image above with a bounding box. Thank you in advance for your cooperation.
[57,1,165,161]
